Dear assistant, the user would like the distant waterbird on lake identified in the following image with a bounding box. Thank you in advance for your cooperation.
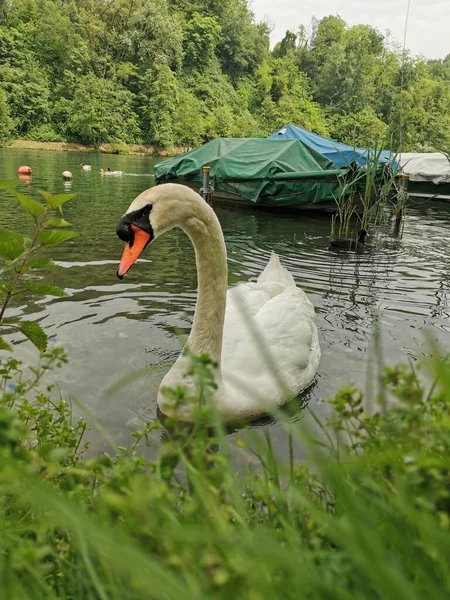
[330,229,368,251]
[81,164,92,170]
[115,183,320,424]
[100,168,123,176]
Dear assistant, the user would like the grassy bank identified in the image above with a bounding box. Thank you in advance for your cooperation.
[1,348,449,599]
[4,139,190,157]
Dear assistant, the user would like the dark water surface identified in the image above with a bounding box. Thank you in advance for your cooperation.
[1,148,449,453]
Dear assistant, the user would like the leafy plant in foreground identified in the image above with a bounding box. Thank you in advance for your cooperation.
[0,180,78,352]
[1,343,450,599]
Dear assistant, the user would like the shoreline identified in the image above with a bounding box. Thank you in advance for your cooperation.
[3,139,189,156]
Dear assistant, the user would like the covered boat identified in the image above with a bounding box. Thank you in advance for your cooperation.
[269,125,395,169]
[398,152,450,201]
[154,137,347,210]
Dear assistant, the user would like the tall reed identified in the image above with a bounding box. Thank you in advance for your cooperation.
[331,147,401,242]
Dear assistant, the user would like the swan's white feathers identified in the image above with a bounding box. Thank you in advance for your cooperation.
[218,270,319,420]
[257,251,296,288]
[157,252,320,423]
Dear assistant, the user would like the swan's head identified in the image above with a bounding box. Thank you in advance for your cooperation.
[115,184,207,279]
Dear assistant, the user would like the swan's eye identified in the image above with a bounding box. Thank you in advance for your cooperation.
[116,204,154,243]
[132,204,152,221]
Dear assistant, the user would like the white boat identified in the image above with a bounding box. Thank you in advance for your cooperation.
[399,152,450,201]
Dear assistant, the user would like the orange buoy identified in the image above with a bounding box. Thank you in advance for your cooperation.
[18,166,32,175]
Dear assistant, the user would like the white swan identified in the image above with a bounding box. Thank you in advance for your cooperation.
[115,183,320,423]
[81,164,92,170]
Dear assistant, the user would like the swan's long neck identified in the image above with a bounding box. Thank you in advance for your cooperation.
[181,208,228,364]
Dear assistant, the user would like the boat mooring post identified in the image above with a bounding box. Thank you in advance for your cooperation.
[400,173,409,194]
[200,166,213,205]
[394,173,409,236]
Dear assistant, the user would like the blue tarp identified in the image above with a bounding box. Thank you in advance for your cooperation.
[269,125,395,169]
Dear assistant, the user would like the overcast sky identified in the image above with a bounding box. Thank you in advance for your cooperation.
[250,0,448,60]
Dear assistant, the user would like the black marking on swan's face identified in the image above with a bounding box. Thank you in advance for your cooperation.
[116,204,153,246]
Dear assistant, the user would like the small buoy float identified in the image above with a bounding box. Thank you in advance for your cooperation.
[18,166,32,175]
[62,171,73,180]
[81,164,92,170]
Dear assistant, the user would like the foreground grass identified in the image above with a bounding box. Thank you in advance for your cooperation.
[0,349,449,599]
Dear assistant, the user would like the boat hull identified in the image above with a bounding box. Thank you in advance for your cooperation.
[158,180,345,212]
[407,180,450,202]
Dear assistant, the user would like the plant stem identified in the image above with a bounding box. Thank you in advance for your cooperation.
[0,212,48,324]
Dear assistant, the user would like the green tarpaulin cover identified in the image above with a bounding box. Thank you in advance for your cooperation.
[154,138,346,207]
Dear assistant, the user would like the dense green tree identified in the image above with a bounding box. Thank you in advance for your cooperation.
[302,15,346,79]
[427,54,450,81]
[329,108,388,148]
[172,90,207,147]
[65,74,140,146]
[215,1,269,80]
[140,65,180,147]
[182,12,221,67]
[250,57,327,136]
[389,75,450,151]
[21,1,90,78]
[1,64,51,135]
[314,25,385,113]
[273,31,297,58]
[0,2,448,151]
[0,88,13,141]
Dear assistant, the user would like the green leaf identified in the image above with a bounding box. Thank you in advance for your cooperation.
[44,217,71,228]
[13,191,46,218]
[38,230,79,246]
[25,281,66,297]
[0,180,20,191]
[19,321,48,352]
[0,283,12,293]
[28,258,55,269]
[0,231,26,260]
[0,337,13,352]
[1,317,19,324]
[45,193,78,208]
[38,190,51,200]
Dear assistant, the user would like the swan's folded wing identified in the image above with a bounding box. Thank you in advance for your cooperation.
[222,287,320,406]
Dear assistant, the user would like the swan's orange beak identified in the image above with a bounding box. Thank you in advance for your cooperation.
[117,225,151,279]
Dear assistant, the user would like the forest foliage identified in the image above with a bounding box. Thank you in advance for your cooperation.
[0,0,449,151]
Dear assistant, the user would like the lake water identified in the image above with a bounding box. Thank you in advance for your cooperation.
[1,148,449,455]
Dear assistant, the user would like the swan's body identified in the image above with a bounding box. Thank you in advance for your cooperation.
[101,168,123,176]
[81,164,92,170]
[116,183,320,423]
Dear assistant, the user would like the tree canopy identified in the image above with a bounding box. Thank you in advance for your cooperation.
[0,2,448,151]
